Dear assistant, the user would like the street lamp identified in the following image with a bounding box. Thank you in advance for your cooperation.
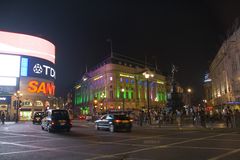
[187,88,192,106]
[143,71,154,125]
[14,90,23,123]
[121,88,125,111]
[93,97,98,119]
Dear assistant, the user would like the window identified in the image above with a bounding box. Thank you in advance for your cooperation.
[131,79,134,84]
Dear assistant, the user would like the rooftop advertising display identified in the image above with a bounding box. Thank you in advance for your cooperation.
[20,56,56,81]
[0,31,55,63]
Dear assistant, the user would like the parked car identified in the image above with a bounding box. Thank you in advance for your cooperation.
[95,113,132,132]
[41,109,72,133]
[32,111,44,124]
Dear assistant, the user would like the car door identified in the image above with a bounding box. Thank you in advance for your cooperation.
[98,115,107,128]
[42,111,50,128]
[105,115,114,128]
[41,112,47,128]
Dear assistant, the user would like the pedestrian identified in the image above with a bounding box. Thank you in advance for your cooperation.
[200,108,206,128]
[1,112,5,124]
[235,109,240,128]
[225,106,233,128]
[158,110,163,128]
[176,109,182,129]
[139,110,144,126]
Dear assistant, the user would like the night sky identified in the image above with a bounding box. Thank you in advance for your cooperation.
[0,0,240,103]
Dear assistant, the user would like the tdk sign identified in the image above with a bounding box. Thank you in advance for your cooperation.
[20,56,56,81]
[33,63,56,79]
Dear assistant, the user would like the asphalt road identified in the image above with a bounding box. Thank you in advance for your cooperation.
[0,121,240,160]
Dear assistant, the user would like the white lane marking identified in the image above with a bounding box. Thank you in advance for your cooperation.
[1,132,55,139]
[84,133,232,160]
[0,148,49,155]
[208,148,240,160]
[0,141,44,149]
[171,145,234,151]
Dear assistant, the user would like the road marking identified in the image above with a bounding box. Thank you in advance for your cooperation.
[171,145,234,151]
[85,133,233,160]
[208,148,240,160]
[0,141,44,149]
[0,148,49,155]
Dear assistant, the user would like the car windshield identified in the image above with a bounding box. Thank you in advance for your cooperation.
[114,115,130,120]
[52,110,69,120]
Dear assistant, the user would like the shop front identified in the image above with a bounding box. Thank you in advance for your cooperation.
[0,96,11,119]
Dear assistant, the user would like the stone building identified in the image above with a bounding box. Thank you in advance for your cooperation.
[74,54,167,115]
[209,27,240,108]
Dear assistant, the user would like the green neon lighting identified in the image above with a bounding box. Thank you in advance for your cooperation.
[117,88,120,98]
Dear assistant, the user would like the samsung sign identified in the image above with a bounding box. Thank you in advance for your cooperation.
[21,56,56,81]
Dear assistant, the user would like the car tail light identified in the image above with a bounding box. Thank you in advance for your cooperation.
[51,121,55,125]
[130,119,133,122]
[114,120,121,123]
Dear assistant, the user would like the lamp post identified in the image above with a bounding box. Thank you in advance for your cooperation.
[121,88,125,112]
[14,90,23,123]
[93,97,98,120]
[187,88,192,106]
[143,71,154,125]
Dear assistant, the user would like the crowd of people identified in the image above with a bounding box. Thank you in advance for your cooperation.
[131,105,240,129]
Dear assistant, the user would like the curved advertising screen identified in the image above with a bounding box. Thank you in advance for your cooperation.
[0,31,55,63]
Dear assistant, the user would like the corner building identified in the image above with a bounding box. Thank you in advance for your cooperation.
[209,27,240,109]
[74,55,167,115]
[0,31,56,120]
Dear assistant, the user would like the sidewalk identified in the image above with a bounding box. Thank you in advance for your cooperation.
[133,121,228,130]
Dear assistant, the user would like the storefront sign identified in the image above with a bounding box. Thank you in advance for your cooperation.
[28,80,55,96]
[0,96,11,104]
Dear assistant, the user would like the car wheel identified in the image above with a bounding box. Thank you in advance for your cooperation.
[109,124,115,133]
[95,124,99,130]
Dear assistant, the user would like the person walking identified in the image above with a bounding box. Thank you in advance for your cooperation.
[176,109,182,129]
[139,110,144,126]
[225,106,233,128]
[235,109,240,128]
[1,112,5,124]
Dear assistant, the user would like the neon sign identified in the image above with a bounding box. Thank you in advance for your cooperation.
[28,80,55,96]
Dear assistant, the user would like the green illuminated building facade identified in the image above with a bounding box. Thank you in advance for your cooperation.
[74,54,167,115]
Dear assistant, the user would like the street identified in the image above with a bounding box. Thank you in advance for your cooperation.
[0,121,240,160]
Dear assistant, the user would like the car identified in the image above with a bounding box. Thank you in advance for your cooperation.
[32,111,44,124]
[95,113,132,132]
[79,115,86,120]
[41,109,72,133]
[86,115,92,121]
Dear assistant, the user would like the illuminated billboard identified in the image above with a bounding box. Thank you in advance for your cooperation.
[0,31,55,63]
[0,54,20,77]
[20,56,56,81]
[19,77,55,97]
[0,77,17,86]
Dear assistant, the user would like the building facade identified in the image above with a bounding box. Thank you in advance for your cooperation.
[74,55,167,116]
[209,27,240,108]
[0,31,56,120]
